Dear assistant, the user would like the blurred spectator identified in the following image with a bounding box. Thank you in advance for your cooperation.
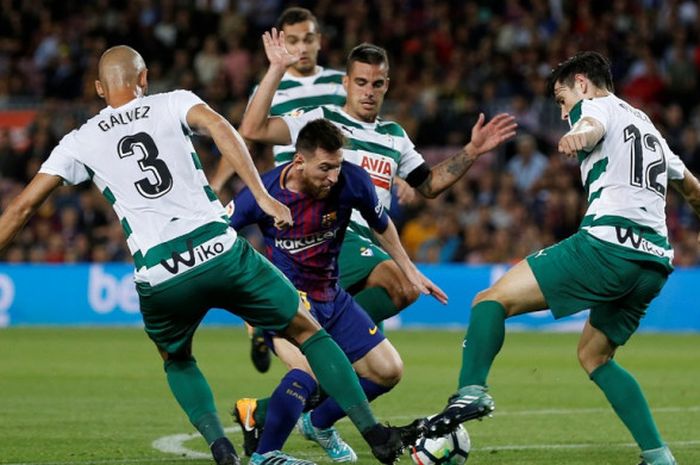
[506,134,548,194]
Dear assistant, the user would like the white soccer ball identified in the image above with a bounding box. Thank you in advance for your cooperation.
[410,423,471,465]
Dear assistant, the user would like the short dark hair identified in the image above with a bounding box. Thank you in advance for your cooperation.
[296,119,345,157]
[277,7,319,31]
[547,51,614,96]
[346,43,389,73]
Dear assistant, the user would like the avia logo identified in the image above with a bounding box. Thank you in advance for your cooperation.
[160,239,226,274]
[360,155,393,177]
[360,247,374,257]
[368,325,378,335]
[275,229,339,254]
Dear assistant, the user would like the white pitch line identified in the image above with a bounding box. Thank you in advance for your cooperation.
[150,425,241,459]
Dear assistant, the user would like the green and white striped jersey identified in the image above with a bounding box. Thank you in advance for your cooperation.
[250,66,346,164]
[571,94,686,270]
[282,105,425,231]
[40,90,234,286]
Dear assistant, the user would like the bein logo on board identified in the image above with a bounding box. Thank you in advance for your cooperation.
[0,274,14,327]
[88,266,139,314]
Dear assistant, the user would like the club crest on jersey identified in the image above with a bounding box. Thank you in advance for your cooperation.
[360,154,393,189]
[321,211,337,228]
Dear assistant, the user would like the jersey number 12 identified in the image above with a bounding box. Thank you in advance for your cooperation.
[624,124,667,198]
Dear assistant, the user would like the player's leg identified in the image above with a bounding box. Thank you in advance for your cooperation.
[248,323,271,373]
[429,235,598,436]
[137,271,239,465]
[340,229,418,326]
[232,337,314,457]
[307,289,403,430]
[221,238,417,464]
[580,264,676,465]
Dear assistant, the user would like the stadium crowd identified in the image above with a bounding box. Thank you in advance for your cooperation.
[1,0,700,265]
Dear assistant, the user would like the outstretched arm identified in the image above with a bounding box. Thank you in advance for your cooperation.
[187,103,293,229]
[416,113,517,198]
[0,173,62,251]
[239,28,297,145]
[558,116,605,157]
[372,220,448,304]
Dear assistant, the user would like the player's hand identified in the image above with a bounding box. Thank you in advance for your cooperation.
[410,269,448,305]
[465,113,517,158]
[558,132,587,158]
[258,195,294,229]
[393,177,417,205]
[262,28,300,69]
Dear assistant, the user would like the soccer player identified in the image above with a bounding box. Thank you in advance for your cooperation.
[210,6,346,373]
[426,51,700,465]
[239,29,516,332]
[0,46,425,465]
[228,118,446,464]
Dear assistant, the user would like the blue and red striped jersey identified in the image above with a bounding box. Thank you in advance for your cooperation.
[230,161,389,301]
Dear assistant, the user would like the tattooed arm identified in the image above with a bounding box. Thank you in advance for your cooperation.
[415,113,517,198]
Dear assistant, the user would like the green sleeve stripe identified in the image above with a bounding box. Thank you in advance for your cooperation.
[321,106,363,129]
[85,166,95,179]
[313,74,343,85]
[120,218,132,238]
[376,122,405,137]
[204,185,218,202]
[277,80,304,90]
[134,221,229,269]
[271,95,346,116]
[346,137,401,163]
[274,151,295,163]
[583,157,608,194]
[191,152,203,170]
[569,100,583,125]
[102,187,116,205]
[588,187,604,203]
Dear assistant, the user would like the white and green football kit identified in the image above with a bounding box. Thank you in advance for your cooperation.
[39,90,297,354]
[527,94,686,345]
[281,104,427,288]
[253,66,346,164]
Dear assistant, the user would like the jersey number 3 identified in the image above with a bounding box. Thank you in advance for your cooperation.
[624,124,667,198]
[118,132,173,199]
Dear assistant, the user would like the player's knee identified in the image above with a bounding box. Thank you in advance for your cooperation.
[576,346,611,375]
[373,357,404,387]
[394,285,420,309]
[472,288,515,316]
[472,288,501,307]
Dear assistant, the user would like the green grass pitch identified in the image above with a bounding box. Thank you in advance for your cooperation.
[1,327,698,465]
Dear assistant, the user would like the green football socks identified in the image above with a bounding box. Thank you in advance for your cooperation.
[353,286,398,325]
[164,358,225,445]
[300,329,376,432]
[459,300,506,387]
[590,360,664,451]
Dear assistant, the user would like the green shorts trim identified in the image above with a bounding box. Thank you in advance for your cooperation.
[338,225,390,291]
[137,237,298,356]
[526,231,668,346]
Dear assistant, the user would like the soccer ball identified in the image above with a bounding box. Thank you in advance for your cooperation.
[410,424,471,465]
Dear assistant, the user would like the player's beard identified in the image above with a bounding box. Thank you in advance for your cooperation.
[302,177,331,199]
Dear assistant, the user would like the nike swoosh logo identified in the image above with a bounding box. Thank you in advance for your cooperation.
[369,326,378,335]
